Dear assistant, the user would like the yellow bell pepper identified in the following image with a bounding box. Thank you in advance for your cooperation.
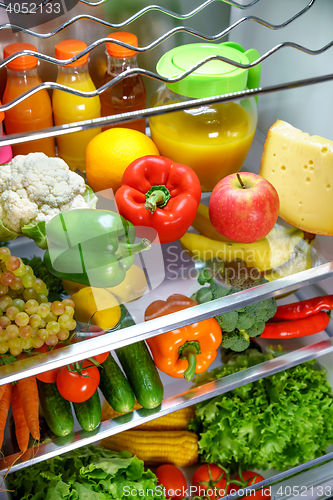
[71,287,121,331]
[63,264,147,304]
[106,265,147,303]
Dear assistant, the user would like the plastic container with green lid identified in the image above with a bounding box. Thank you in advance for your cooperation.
[149,41,261,192]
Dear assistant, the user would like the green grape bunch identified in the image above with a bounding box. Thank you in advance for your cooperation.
[0,246,76,356]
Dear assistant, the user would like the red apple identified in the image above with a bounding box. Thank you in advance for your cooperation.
[209,172,280,243]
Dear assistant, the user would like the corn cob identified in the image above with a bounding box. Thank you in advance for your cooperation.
[101,429,198,467]
[101,401,195,430]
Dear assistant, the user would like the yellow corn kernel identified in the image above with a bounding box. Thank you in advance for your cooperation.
[101,430,198,467]
[101,401,195,430]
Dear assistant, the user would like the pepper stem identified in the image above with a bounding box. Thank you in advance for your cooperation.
[116,238,151,258]
[145,185,171,213]
[236,173,246,189]
[179,341,201,382]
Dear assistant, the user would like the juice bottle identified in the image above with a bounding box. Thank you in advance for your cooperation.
[149,42,261,192]
[52,39,101,173]
[100,32,146,134]
[2,43,56,157]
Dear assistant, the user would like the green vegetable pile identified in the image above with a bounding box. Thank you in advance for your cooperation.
[7,445,166,500]
[192,259,277,352]
[189,349,333,472]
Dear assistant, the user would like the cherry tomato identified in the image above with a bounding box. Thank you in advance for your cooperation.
[155,464,187,500]
[229,471,271,500]
[56,359,100,403]
[192,464,228,500]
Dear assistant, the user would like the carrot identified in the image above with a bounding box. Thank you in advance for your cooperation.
[0,385,6,403]
[17,376,40,441]
[11,384,30,453]
[0,384,12,449]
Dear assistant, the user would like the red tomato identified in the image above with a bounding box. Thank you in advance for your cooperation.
[155,464,187,500]
[36,368,59,383]
[91,352,109,364]
[192,464,228,500]
[56,360,100,403]
[229,471,271,500]
[34,343,64,383]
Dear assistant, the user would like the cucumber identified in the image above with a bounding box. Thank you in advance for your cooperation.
[37,380,74,437]
[115,305,164,409]
[98,352,135,412]
[73,390,102,432]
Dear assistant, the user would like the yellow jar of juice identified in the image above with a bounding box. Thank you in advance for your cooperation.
[149,42,261,192]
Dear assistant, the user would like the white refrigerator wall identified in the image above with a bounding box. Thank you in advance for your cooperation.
[229,0,333,140]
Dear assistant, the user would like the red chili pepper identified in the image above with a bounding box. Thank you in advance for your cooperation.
[114,155,201,244]
[270,295,333,322]
[261,311,330,339]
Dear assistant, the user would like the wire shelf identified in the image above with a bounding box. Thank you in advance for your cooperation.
[0,0,324,123]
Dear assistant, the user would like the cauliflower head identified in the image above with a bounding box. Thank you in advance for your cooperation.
[0,153,91,233]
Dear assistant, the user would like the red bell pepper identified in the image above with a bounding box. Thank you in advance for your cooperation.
[115,155,201,244]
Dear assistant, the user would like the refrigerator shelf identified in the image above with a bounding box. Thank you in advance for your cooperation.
[1,338,333,476]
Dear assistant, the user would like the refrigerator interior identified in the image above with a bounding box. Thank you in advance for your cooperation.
[0,0,332,498]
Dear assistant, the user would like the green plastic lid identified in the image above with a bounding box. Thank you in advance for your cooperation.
[156,41,261,99]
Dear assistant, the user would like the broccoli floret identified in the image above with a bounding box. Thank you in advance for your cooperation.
[194,258,277,352]
[236,313,254,330]
[216,310,239,332]
[191,286,213,304]
[221,329,250,352]
[247,321,266,338]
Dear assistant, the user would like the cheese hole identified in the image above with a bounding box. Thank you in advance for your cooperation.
[308,160,313,165]
[303,165,308,170]
[305,177,311,183]
[299,201,302,205]
[272,169,275,173]
[321,147,328,154]
[309,166,314,172]
[326,184,331,190]
[273,153,276,157]
[301,218,304,222]
[281,165,286,171]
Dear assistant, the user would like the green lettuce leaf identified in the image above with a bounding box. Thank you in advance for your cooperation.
[7,445,166,500]
[190,352,333,472]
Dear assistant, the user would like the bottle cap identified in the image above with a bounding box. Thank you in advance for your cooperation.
[3,43,38,71]
[156,41,261,99]
[55,39,89,67]
[106,32,139,59]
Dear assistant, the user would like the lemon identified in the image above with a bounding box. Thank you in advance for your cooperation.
[107,265,148,303]
[85,127,159,196]
[72,287,121,331]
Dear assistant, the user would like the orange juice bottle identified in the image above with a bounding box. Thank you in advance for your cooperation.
[52,39,101,173]
[2,42,56,157]
[100,32,146,134]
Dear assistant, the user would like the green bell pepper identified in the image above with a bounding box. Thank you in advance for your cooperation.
[43,209,151,288]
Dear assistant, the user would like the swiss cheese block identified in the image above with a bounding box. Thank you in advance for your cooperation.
[259,120,333,236]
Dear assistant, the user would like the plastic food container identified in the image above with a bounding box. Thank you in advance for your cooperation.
[149,41,261,192]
